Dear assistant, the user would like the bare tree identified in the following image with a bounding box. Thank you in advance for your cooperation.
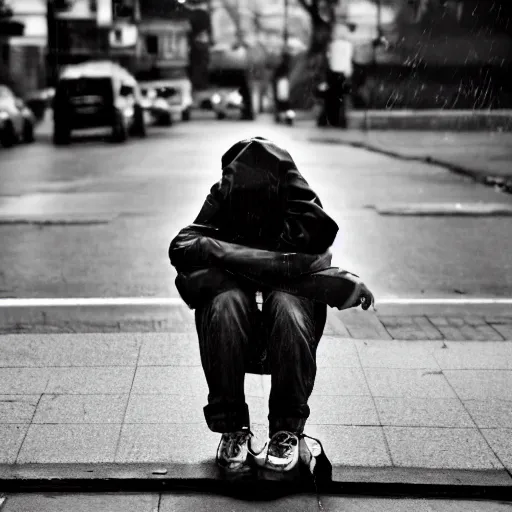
[297,0,337,54]
[0,0,13,18]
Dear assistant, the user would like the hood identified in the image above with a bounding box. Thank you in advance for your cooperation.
[195,136,339,253]
[217,137,295,246]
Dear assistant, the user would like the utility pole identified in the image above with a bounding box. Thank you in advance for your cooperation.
[363,0,382,132]
[207,0,214,45]
[235,0,243,48]
[283,0,289,52]
[282,0,290,72]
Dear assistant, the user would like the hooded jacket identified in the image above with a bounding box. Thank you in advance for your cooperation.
[169,137,364,310]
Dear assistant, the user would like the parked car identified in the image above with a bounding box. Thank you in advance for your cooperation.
[0,85,35,148]
[24,87,55,122]
[139,85,173,126]
[140,78,193,124]
[52,61,146,145]
[210,88,244,119]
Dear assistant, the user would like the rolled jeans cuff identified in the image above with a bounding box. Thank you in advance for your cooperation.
[204,402,250,433]
[269,403,310,436]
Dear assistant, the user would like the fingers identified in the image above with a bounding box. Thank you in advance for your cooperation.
[358,284,375,311]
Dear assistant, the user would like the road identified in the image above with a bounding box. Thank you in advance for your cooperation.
[1,493,512,512]
[0,117,511,301]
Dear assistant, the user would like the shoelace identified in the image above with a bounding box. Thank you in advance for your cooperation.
[223,430,253,459]
[270,431,298,459]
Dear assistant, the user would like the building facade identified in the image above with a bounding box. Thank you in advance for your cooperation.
[0,0,47,95]
[136,1,190,81]
[46,0,193,84]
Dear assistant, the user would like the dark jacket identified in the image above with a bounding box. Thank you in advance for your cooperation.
[169,137,363,310]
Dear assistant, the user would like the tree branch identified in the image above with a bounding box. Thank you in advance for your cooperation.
[297,0,315,16]
[218,0,244,42]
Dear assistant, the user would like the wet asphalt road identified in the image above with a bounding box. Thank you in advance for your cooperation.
[0,117,511,301]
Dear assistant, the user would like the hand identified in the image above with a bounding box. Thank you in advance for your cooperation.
[356,282,375,311]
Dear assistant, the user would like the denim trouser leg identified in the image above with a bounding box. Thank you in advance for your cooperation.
[195,288,258,433]
[263,291,327,437]
[195,287,327,436]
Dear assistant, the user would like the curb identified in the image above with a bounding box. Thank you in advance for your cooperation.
[297,109,512,132]
[1,464,512,500]
[308,136,512,195]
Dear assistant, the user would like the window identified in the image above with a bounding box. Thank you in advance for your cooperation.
[146,35,158,55]
[114,29,122,44]
[120,84,134,97]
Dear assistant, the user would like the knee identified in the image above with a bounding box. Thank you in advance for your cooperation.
[209,289,253,320]
[266,292,310,333]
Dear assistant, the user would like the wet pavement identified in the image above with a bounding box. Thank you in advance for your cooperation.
[0,117,511,301]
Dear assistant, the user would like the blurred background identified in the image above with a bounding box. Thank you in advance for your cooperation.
[1,0,511,126]
[0,0,511,305]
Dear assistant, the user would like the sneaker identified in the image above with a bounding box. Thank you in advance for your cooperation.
[216,429,253,473]
[262,430,300,472]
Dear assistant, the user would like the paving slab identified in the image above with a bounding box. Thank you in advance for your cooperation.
[131,366,207,395]
[324,311,351,336]
[384,427,503,470]
[306,425,391,466]
[374,398,474,428]
[45,367,135,394]
[379,316,444,340]
[443,370,512,400]
[463,400,512,428]
[427,319,505,341]
[336,309,392,340]
[1,493,159,512]
[481,429,512,470]
[130,366,264,397]
[161,492,321,512]
[17,424,121,463]
[114,424,222,464]
[0,424,29,464]
[434,342,512,370]
[0,334,141,367]
[316,337,360,367]
[491,324,512,340]
[0,368,50,394]
[320,496,512,512]
[308,396,379,426]
[137,333,200,366]
[364,368,456,398]
[310,367,371,396]
[356,340,443,369]
[32,394,127,424]
[0,395,40,423]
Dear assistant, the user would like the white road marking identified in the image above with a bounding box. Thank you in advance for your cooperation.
[377,298,512,305]
[0,297,511,307]
[0,298,184,307]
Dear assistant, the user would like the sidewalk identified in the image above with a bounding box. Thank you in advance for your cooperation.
[34,108,512,192]
[1,305,511,496]
[303,127,512,193]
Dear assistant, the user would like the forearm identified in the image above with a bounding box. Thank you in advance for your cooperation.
[199,238,332,278]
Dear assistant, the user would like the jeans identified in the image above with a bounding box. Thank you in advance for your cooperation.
[195,288,327,436]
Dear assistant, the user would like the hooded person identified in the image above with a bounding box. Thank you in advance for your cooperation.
[169,137,374,476]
